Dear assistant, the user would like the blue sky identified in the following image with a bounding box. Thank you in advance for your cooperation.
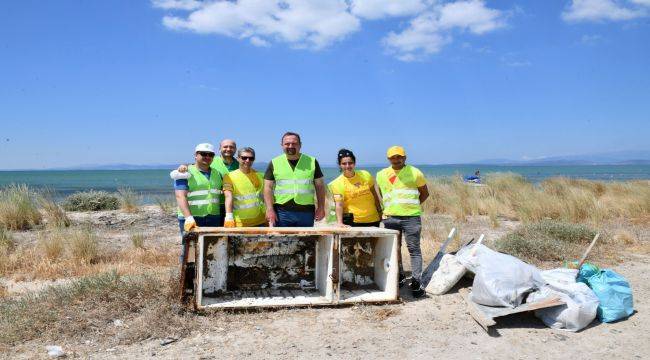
[0,0,649,169]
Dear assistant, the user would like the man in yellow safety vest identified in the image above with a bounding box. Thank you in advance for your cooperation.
[376,146,430,298]
[263,132,326,227]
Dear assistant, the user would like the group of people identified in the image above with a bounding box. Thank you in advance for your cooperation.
[171,131,430,297]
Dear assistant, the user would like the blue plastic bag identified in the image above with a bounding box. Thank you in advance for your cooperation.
[578,268,634,323]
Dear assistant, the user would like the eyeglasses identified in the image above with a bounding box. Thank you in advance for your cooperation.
[198,152,215,158]
[240,156,255,161]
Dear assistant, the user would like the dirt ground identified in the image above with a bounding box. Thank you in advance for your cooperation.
[3,207,649,359]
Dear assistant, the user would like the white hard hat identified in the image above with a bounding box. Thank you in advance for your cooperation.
[194,143,215,153]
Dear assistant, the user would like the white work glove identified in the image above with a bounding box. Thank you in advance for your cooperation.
[183,216,197,232]
[224,213,235,228]
[170,169,191,180]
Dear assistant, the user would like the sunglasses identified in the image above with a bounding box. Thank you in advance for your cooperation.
[198,152,215,158]
[240,156,255,161]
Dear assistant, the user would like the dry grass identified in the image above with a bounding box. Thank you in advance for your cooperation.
[425,174,650,225]
[130,231,147,249]
[38,192,71,228]
[154,195,177,215]
[0,227,14,253]
[0,184,42,230]
[118,187,141,213]
[352,304,401,322]
[0,227,177,281]
[0,271,191,347]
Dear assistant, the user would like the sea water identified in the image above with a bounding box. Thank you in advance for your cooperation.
[1,165,648,203]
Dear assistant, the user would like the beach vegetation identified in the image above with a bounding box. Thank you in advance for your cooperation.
[0,184,42,231]
[0,227,14,253]
[0,271,191,346]
[130,232,146,249]
[423,174,650,224]
[62,190,120,212]
[118,187,141,213]
[154,195,177,215]
[38,191,71,228]
[494,220,601,264]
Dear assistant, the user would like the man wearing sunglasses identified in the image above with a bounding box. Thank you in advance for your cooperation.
[263,132,326,227]
[173,139,239,215]
[172,143,224,249]
[222,147,266,227]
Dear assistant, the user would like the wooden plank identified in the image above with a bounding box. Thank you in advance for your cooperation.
[193,227,399,237]
[459,288,496,332]
[479,296,565,318]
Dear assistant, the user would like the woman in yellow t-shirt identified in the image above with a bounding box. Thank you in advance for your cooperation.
[328,149,382,227]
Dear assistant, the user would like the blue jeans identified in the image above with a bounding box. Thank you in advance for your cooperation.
[275,208,314,227]
[178,215,224,263]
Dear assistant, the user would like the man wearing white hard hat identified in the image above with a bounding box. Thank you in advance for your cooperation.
[172,143,224,261]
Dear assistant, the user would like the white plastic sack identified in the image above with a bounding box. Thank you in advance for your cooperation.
[456,244,545,308]
[170,169,191,180]
[528,268,599,332]
[425,254,467,295]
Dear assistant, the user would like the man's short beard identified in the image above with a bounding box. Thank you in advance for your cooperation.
[285,149,297,155]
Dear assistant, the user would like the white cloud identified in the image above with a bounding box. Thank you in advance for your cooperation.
[154,0,508,60]
[152,0,203,11]
[249,36,270,47]
[383,0,506,61]
[350,0,429,20]
[562,0,648,22]
[161,0,360,49]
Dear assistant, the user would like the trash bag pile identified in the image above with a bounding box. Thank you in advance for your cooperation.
[427,243,635,332]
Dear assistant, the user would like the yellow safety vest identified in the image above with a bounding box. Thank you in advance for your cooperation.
[272,154,316,205]
[376,165,422,216]
[228,169,265,226]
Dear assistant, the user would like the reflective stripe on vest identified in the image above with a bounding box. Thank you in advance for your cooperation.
[376,165,422,216]
[272,154,316,205]
[228,169,265,222]
[177,165,223,217]
[187,189,222,197]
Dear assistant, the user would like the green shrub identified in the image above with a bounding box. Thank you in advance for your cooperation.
[0,184,42,230]
[62,191,119,211]
[494,220,600,264]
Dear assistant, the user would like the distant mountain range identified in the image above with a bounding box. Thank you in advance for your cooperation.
[3,150,649,171]
[470,150,650,166]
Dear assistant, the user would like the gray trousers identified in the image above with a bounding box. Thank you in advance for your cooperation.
[382,216,422,281]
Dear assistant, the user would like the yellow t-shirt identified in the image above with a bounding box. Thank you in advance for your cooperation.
[223,170,266,227]
[328,170,380,224]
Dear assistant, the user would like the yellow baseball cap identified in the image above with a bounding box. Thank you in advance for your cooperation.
[386,146,406,158]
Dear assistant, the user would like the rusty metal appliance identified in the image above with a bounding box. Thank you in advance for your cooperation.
[182,227,400,309]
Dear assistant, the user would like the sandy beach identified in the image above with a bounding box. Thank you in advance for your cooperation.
[2,202,648,359]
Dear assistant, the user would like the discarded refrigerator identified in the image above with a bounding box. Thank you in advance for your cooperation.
[184,227,400,309]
